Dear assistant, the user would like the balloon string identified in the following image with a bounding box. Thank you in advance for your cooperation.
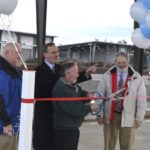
[0,15,28,70]
[6,29,28,70]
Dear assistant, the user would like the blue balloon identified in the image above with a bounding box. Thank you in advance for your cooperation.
[140,20,150,39]
[139,0,150,9]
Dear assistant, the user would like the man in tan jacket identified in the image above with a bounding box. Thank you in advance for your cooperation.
[97,52,147,150]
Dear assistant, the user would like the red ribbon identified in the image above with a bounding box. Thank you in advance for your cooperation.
[21,95,149,104]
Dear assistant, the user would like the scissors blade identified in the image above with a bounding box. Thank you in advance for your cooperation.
[109,88,125,99]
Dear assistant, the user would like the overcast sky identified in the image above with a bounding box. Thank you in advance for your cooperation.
[2,0,134,45]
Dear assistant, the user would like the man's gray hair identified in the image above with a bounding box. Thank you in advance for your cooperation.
[1,43,18,56]
[60,61,77,77]
[115,51,129,61]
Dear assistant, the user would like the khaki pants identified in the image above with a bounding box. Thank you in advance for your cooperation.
[0,134,19,150]
[104,113,135,150]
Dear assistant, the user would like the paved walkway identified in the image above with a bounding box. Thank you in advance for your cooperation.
[79,120,150,150]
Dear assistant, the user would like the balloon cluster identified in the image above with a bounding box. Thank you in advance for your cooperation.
[0,0,18,45]
[130,0,150,49]
[0,0,18,30]
[0,0,18,15]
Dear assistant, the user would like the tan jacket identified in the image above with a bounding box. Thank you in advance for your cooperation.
[97,65,147,127]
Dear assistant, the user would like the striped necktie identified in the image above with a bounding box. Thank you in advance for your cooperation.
[118,73,124,89]
[52,65,55,74]
[116,72,124,112]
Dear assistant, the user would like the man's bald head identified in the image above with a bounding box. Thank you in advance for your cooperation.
[2,43,22,67]
[2,43,20,55]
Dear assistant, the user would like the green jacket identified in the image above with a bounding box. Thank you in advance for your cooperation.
[52,79,91,129]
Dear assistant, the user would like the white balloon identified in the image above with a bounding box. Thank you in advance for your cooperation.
[146,12,150,29]
[130,1,147,23]
[0,0,18,15]
[131,28,150,49]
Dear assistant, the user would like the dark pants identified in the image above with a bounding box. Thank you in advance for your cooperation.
[33,102,55,150]
[33,120,55,150]
[54,128,80,150]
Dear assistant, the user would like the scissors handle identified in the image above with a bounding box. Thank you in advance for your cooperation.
[91,92,103,116]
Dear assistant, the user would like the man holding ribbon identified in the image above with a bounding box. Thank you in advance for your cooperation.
[52,61,99,150]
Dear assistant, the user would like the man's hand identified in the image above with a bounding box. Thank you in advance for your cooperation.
[90,103,99,113]
[134,120,142,128]
[85,64,97,75]
[3,124,13,136]
[96,116,104,125]
[87,92,96,98]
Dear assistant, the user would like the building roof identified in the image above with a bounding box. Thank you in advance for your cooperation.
[58,41,133,49]
[0,29,57,38]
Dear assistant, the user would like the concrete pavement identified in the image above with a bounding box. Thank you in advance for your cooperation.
[78,120,150,150]
[78,75,150,150]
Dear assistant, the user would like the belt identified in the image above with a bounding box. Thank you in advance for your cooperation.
[115,111,122,114]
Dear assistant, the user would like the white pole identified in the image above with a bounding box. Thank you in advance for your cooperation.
[18,70,35,150]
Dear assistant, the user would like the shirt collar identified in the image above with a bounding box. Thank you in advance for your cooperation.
[116,67,128,76]
[44,59,55,70]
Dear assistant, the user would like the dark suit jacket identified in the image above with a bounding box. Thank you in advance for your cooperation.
[33,62,91,150]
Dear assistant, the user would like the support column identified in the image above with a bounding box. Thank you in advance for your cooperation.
[36,0,47,65]
[89,43,92,62]
[92,43,96,61]
[133,21,144,75]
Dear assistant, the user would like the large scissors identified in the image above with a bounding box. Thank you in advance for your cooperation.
[105,88,125,102]
[91,88,125,116]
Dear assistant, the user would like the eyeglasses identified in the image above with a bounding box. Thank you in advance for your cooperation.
[47,50,60,55]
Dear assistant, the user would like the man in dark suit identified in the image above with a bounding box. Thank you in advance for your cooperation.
[32,43,96,150]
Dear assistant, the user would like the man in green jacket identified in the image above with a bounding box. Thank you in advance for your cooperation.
[52,61,98,150]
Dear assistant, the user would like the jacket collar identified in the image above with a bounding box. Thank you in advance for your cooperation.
[108,65,135,77]
[0,56,21,78]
